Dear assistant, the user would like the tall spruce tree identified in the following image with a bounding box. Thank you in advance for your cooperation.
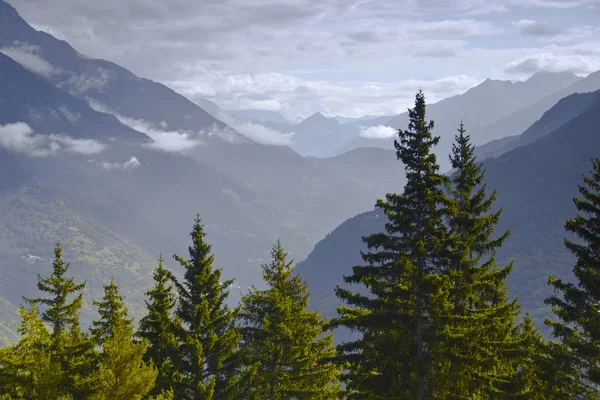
[546,158,600,397]
[91,280,158,400]
[330,90,448,399]
[172,215,244,400]
[433,122,522,398]
[238,241,341,399]
[138,254,180,397]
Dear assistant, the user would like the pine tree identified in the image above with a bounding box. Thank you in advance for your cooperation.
[546,158,600,397]
[432,122,522,398]
[329,90,448,399]
[90,277,133,343]
[238,241,341,399]
[172,215,245,400]
[21,242,97,399]
[138,254,180,397]
[90,280,158,400]
[26,242,85,335]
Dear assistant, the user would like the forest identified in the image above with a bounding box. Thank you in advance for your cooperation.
[1,90,600,399]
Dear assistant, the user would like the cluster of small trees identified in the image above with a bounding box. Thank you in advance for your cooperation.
[1,90,600,399]
[0,223,341,399]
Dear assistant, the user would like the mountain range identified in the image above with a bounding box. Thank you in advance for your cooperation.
[296,86,600,342]
[0,0,407,341]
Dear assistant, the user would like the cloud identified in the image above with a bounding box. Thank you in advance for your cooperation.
[98,156,141,171]
[0,122,106,156]
[117,116,204,153]
[504,53,600,75]
[514,20,563,37]
[0,42,56,77]
[61,68,111,95]
[87,99,205,152]
[7,0,600,120]
[215,111,294,146]
[360,125,397,139]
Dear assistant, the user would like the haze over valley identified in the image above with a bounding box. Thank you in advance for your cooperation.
[2,0,600,398]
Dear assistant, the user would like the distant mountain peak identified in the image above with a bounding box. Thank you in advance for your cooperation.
[300,112,338,125]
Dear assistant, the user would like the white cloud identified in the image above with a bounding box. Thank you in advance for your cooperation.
[360,125,397,139]
[504,53,600,75]
[0,122,106,156]
[215,111,294,146]
[0,42,56,77]
[87,99,205,152]
[118,116,204,153]
[49,134,107,154]
[99,156,141,171]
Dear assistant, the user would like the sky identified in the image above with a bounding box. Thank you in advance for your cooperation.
[7,0,600,121]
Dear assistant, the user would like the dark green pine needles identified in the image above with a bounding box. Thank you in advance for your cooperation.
[546,158,600,398]
[238,241,341,399]
[330,90,449,399]
[172,215,248,400]
[138,254,180,397]
[434,122,521,399]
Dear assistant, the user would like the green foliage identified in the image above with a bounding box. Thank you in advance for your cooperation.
[330,90,449,399]
[90,280,157,400]
[0,302,62,399]
[432,123,522,398]
[91,278,133,343]
[137,255,180,397]
[546,158,600,397]
[25,242,86,335]
[239,241,341,399]
[172,215,244,400]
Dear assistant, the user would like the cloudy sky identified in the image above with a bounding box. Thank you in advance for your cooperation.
[7,0,600,121]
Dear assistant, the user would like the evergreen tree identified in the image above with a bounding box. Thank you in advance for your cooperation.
[238,241,341,399]
[546,158,600,397]
[329,90,448,399]
[0,302,64,399]
[90,277,132,343]
[138,255,180,397]
[432,122,522,398]
[172,215,245,400]
[21,243,97,399]
[90,280,158,400]
[26,242,85,335]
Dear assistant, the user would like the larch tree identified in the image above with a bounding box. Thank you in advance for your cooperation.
[329,90,448,399]
[433,122,522,399]
[172,215,246,400]
[546,158,600,398]
[138,254,180,397]
[238,241,340,399]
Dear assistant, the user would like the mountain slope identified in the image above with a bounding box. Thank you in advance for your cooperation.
[470,70,600,147]
[0,52,148,143]
[296,90,600,335]
[331,72,583,164]
[476,89,600,159]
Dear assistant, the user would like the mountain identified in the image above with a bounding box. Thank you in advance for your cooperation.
[0,52,148,143]
[476,89,600,159]
[332,72,583,167]
[0,0,425,337]
[296,89,600,337]
[334,115,387,124]
[228,109,292,125]
[470,70,600,147]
